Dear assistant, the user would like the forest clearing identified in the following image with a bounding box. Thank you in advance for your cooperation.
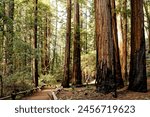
[0,0,150,100]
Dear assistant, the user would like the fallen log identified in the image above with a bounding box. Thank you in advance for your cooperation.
[47,86,63,100]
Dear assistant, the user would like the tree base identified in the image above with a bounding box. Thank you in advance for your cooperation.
[128,85,147,93]
[96,61,117,96]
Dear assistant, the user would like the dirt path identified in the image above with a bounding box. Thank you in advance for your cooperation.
[22,79,150,100]
[22,88,52,100]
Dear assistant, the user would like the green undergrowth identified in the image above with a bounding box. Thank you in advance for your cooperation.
[2,71,34,97]
[81,51,96,76]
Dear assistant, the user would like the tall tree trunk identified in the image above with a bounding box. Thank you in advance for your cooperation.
[111,0,124,88]
[40,23,44,74]
[121,0,128,83]
[2,1,6,77]
[95,0,116,95]
[128,0,147,92]
[5,0,14,75]
[85,2,88,54]
[44,14,49,74]
[72,0,82,85]
[34,0,38,87]
[51,0,58,74]
[0,1,4,97]
[42,14,49,75]
[47,18,51,72]
[62,0,72,88]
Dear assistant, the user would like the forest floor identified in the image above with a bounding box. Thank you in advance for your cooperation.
[57,79,150,100]
[22,79,150,100]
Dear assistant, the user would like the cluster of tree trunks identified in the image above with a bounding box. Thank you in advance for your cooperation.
[62,0,147,94]
[62,0,82,87]
[95,0,147,94]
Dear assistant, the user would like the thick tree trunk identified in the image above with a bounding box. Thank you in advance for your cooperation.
[72,0,82,85]
[95,0,116,95]
[62,0,72,88]
[34,0,38,87]
[111,0,124,88]
[128,0,147,92]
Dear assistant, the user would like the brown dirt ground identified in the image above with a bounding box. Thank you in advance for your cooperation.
[22,88,52,100]
[57,79,150,100]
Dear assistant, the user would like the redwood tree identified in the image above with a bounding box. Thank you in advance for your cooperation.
[72,0,82,85]
[120,0,128,82]
[95,0,116,94]
[111,0,124,88]
[62,0,72,88]
[128,0,147,92]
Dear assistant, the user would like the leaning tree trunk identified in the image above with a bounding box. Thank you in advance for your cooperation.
[72,0,82,85]
[111,0,124,88]
[62,0,72,88]
[128,0,147,92]
[95,0,116,95]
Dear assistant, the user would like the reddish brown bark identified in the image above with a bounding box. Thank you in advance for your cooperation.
[128,0,147,92]
[111,0,124,88]
[72,0,82,85]
[62,0,72,87]
[95,0,116,95]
